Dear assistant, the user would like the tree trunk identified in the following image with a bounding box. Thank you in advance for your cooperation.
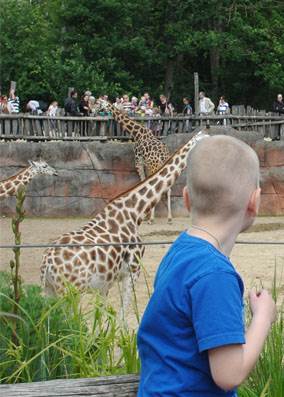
[209,47,220,99]
[164,59,175,99]
[209,17,223,100]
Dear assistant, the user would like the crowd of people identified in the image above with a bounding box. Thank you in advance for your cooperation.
[1,88,284,123]
[0,87,232,118]
[62,91,179,118]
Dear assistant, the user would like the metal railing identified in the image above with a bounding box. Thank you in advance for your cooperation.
[0,240,283,249]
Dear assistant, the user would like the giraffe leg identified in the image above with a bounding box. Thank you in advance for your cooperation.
[136,158,151,223]
[119,274,134,324]
[148,189,172,225]
[167,188,172,224]
[119,251,141,323]
[136,163,146,181]
[135,153,146,181]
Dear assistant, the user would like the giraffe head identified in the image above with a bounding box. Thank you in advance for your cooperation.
[28,160,58,176]
[96,98,112,112]
[96,98,126,113]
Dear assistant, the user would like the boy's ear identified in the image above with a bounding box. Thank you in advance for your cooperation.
[247,187,261,217]
[183,186,191,212]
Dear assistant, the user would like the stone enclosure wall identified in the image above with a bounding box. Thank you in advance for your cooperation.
[0,128,283,217]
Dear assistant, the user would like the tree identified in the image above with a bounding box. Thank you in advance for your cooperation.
[1,0,284,109]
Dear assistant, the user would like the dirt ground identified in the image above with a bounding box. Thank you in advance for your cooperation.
[0,216,283,328]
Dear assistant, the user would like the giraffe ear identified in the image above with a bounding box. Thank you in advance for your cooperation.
[183,186,191,212]
[28,160,36,166]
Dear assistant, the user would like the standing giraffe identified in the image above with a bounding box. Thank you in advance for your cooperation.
[40,131,208,317]
[98,100,171,224]
[0,160,57,199]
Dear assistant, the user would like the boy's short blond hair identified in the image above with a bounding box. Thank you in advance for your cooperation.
[187,135,260,219]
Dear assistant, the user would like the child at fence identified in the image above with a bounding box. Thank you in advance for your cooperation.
[137,135,276,396]
[47,101,58,117]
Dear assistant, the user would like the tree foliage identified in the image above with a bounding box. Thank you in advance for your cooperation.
[1,0,284,109]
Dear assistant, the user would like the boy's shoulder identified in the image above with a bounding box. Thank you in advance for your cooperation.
[155,231,241,290]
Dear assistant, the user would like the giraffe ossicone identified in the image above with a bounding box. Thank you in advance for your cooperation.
[40,131,209,319]
[0,160,57,199]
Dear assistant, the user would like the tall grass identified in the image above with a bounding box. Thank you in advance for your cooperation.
[239,307,283,397]
[239,264,284,397]
[0,272,140,383]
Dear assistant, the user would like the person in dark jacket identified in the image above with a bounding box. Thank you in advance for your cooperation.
[64,91,81,116]
[79,94,90,116]
[272,94,284,114]
[272,94,284,140]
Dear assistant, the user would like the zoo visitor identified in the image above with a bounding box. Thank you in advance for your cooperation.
[137,135,276,396]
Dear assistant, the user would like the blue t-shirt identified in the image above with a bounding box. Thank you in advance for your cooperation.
[137,232,245,397]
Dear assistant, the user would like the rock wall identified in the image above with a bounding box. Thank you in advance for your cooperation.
[0,128,283,217]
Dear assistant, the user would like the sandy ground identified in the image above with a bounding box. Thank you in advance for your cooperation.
[0,216,283,328]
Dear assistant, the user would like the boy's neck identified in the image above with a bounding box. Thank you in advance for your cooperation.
[188,216,246,257]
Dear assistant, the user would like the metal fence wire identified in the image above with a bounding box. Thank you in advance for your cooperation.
[0,240,283,249]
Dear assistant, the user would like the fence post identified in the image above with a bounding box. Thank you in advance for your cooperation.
[258,110,266,136]
[280,122,284,140]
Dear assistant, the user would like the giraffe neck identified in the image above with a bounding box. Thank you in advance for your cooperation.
[106,135,203,224]
[0,166,35,198]
[108,103,152,141]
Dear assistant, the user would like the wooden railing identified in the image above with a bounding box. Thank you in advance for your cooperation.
[0,374,139,396]
[0,106,283,141]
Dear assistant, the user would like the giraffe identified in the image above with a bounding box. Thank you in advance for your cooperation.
[97,99,171,224]
[0,160,57,199]
[40,131,208,317]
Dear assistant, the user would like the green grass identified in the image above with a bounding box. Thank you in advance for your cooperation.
[239,307,283,396]
[239,266,284,397]
[0,272,139,383]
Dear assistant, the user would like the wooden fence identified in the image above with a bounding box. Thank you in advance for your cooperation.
[0,106,283,141]
[0,374,139,396]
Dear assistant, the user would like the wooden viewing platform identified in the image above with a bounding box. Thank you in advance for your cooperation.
[0,105,283,141]
[0,374,140,396]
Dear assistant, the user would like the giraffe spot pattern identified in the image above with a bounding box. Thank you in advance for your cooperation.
[63,250,73,261]
[98,249,106,262]
[98,265,106,273]
[137,199,146,213]
[146,190,154,199]
[65,263,72,272]
[109,219,119,233]
[116,211,125,223]
[155,180,164,192]
[60,236,70,244]
[149,178,158,186]
[79,252,88,262]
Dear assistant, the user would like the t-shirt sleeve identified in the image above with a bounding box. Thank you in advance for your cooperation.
[189,271,245,353]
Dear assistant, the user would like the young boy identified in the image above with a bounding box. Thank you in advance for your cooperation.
[137,135,276,396]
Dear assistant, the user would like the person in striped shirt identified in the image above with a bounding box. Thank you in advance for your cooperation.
[8,89,20,113]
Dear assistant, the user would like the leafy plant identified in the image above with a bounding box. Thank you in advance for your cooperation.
[0,274,140,383]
